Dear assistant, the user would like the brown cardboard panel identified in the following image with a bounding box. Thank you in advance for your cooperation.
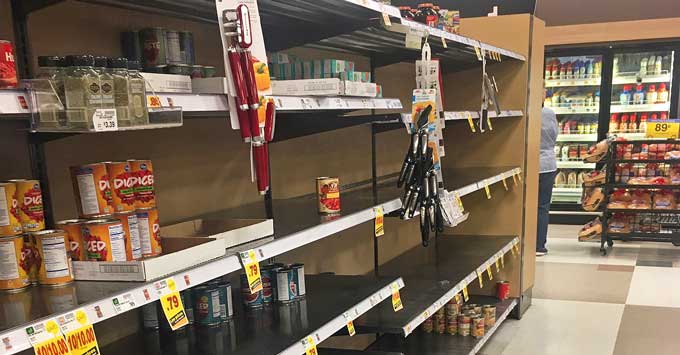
[0,0,13,40]
[459,14,532,57]
[545,17,680,46]
[0,120,32,180]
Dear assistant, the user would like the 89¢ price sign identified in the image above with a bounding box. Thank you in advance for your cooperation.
[647,119,680,139]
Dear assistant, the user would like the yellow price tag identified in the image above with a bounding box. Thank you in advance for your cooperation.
[510,246,516,256]
[466,112,476,133]
[304,336,318,355]
[454,294,461,304]
[347,320,356,337]
[58,310,99,355]
[160,290,189,331]
[392,283,403,312]
[487,115,493,131]
[462,285,469,302]
[441,37,447,48]
[477,270,484,288]
[495,258,500,272]
[484,183,491,199]
[374,206,384,237]
[501,254,505,268]
[382,13,392,26]
[28,319,72,355]
[512,173,518,186]
[474,46,482,61]
[502,178,508,191]
[646,120,680,139]
[487,266,493,281]
[455,192,464,211]
[239,250,263,294]
[146,95,162,108]
[34,336,72,355]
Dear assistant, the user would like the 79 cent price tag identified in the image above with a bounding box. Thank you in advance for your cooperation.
[156,278,189,331]
[391,282,403,312]
[374,206,384,237]
[58,309,99,355]
[303,336,318,355]
[239,250,263,294]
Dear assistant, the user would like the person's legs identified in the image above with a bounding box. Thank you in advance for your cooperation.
[536,171,556,254]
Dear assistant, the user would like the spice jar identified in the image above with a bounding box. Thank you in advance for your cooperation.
[108,57,131,127]
[63,55,100,129]
[126,61,150,126]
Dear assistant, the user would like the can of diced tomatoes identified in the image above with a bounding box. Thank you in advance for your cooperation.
[9,179,45,232]
[82,219,127,262]
[114,211,142,260]
[0,235,31,292]
[128,160,156,208]
[0,182,23,236]
[106,162,137,213]
[0,40,18,89]
[496,280,510,301]
[22,233,39,284]
[70,163,114,218]
[31,229,73,286]
[136,207,162,257]
[55,219,87,262]
[316,177,340,213]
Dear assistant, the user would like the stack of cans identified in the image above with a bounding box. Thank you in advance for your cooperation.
[241,263,306,309]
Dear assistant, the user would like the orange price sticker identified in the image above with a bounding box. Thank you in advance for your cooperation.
[239,250,263,294]
[462,285,469,302]
[147,95,162,108]
[392,283,403,312]
[303,336,318,355]
[374,206,385,237]
[347,320,356,337]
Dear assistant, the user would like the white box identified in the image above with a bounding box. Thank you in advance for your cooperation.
[141,72,192,93]
[342,81,378,97]
[271,79,377,97]
[192,77,229,94]
[161,218,273,249]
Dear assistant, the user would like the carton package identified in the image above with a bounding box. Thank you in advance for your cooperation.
[141,72,192,93]
[192,77,229,94]
[271,78,377,97]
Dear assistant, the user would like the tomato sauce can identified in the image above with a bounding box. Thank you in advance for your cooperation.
[0,40,18,89]
[193,285,222,326]
[106,162,137,213]
[128,160,156,208]
[10,180,45,232]
[136,207,162,257]
[114,211,142,260]
[32,230,73,286]
[260,264,282,304]
[316,177,340,213]
[240,273,264,308]
[0,235,31,292]
[55,219,87,262]
[82,219,127,262]
[0,182,22,236]
[70,163,113,218]
[471,315,485,338]
[276,267,297,304]
[483,305,496,327]
[290,263,306,299]
[496,281,510,301]
[457,313,471,336]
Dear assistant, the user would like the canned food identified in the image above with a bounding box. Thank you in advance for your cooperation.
[22,234,39,284]
[421,316,433,333]
[194,285,222,326]
[180,290,193,324]
[445,300,460,319]
[433,314,445,334]
[165,30,182,64]
[140,28,167,68]
[471,316,485,338]
[32,230,73,286]
[457,313,471,337]
[82,219,127,262]
[70,163,114,218]
[470,304,482,315]
[142,302,160,329]
[290,263,306,299]
[497,281,510,301]
[55,219,87,261]
[0,40,18,88]
[276,268,297,303]
[10,180,45,232]
[0,182,22,236]
[136,207,162,257]
[106,162,136,213]
[260,264,281,303]
[482,305,496,327]
[178,31,195,65]
[316,177,340,213]
[0,235,30,292]
[435,307,445,318]
[446,319,457,335]
[114,211,142,260]
[218,282,234,321]
[240,273,264,308]
[128,160,155,208]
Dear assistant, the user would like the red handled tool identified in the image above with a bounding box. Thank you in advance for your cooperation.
[253,100,276,195]
[227,49,252,141]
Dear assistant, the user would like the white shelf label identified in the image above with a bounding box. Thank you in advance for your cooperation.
[92,108,118,132]
[112,293,137,314]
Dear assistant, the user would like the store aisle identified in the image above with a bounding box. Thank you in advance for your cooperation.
[480,225,680,355]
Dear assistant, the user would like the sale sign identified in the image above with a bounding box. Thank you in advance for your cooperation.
[58,309,99,355]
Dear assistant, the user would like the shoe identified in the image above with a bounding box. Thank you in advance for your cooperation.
[536,248,548,256]
[578,218,602,242]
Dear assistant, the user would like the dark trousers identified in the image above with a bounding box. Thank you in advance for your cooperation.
[537,171,557,251]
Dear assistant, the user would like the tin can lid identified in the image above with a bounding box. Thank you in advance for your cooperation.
[0,234,22,241]
[135,207,156,212]
[56,219,88,225]
[30,229,66,236]
[84,218,119,225]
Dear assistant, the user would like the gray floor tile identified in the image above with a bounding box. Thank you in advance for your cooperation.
[614,305,680,355]
[534,262,633,304]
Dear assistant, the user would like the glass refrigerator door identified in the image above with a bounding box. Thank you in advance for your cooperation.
[545,55,604,206]
[609,50,674,139]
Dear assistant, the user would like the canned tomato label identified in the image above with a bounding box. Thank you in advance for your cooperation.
[0,183,22,236]
[140,28,167,68]
[115,212,141,260]
[0,40,18,89]
[32,230,73,286]
[70,163,113,217]
[0,235,30,291]
[276,268,297,303]
[290,263,306,298]
[496,280,510,301]
[136,207,162,257]
[107,162,136,213]
[82,219,127,262]
[10,180,45,232]
[55,219,87,262]
[240,273,264,308]
[194,286,221,326]
[22,234,39,284]
[129,160,155,208]
[316,177,340,213]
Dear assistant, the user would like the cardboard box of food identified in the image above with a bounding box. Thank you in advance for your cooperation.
[141,72,192,93]
[271,79,377,97]
[161,218,274,249]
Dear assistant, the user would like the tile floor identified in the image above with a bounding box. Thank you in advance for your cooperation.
[479,224,680,355]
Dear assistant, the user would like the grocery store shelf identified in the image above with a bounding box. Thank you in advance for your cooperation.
[443,110,524,121]
[556,133,598,142]
[556,161,596,169]
[608,184,680,189]
[366,297,518,355]
[550,106,599,115]
[610,102,670,113]
[273,96,403,111]
[98,275,404,355]
[440,167,522,198]
[545,77,601,88]
[356,235,519,336]
[606,208,680,214]
[611,132,648,140]
[552,187,583,203]
[612,72,672,85]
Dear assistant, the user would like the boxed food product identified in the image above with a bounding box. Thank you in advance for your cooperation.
[271,78,378,97]
[141,72,192,93]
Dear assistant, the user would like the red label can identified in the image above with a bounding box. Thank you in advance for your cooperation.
[316,177,340,214]
[128,160,156,208]
[106,162,136,213]
[496,280,510,301]
[0,40,17,89]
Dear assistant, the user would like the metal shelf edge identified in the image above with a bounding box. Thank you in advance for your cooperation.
[469,298,518,355]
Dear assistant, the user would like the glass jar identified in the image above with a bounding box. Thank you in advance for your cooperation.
[127,60,150,126]
[108,57,131,127]
[35,55,66,128]
[94,56,115,110]
[63,55,99,129]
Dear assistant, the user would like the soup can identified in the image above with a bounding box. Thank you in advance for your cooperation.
[128,160,156,208]
[482,305,496,327]
[421,316,433,333]
[136,207,162,257]
[276,267,297,304]
[290,263,306,298]
[32,229,73,286]
[260,264,282,304]
[55,219,87,262]
[471,316,485,338]
[10,180,45,232]
[497,281,510,301]
[70,164,114,218]
[0,235,31,292]
[0,40,18,88]
[0,182,22,236]
[193,285,222,326]
[446,318,458,335]
[433,314,445,334]
[316,177,341,213]
[106,162,137,213]
[82,219,127,262]
[240,273,263,309]
[114,211,142,260]
[457,312,471,337]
